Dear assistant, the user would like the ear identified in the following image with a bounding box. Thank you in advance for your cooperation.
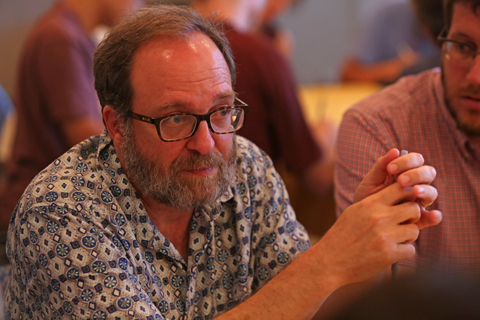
[103,105,124,146]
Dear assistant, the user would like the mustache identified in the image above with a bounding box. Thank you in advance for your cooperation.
[458,85,480,96]
[170,152,225,172]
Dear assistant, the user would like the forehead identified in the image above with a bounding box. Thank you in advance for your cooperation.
[130,32,232,111]
[450,2,480,31]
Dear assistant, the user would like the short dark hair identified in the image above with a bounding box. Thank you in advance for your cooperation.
[444,0,480,30]
[94,5,235,118]
[411,0,444,37]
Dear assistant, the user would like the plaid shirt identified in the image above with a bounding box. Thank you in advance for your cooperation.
[335,68,480,274]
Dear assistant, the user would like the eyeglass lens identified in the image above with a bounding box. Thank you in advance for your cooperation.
[444,41,478,67]
[159,108,245,140]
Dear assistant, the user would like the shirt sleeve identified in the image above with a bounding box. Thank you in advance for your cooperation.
[35,31,100,123]
[246,149,311,292]
[334,104,394,216]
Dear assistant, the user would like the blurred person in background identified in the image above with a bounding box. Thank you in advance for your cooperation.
[329,1,480,318]
[192,0,336,202]
[340,0,443,84]
[259,0,302,59]
[0,0,149,230]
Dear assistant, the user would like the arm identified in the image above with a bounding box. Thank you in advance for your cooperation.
[340,55,418,84]
[215,153,440,320]
[329,107,441,318]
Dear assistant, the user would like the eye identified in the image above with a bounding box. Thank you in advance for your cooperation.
[172,116,183,124]
[163,114,188,126]
[452,41,476,56]
[212,108,232,120]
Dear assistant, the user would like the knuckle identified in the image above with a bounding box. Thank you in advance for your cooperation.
[429,166,437,178]
[408,201,421,213]
[413,153,424,164]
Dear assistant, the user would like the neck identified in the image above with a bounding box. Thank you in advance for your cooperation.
[63,0,102,33]
[193,0,253,33]
[142,195,194,262]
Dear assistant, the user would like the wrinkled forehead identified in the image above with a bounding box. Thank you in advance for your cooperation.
[131,32,230,80]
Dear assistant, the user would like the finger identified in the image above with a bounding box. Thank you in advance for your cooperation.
[413,185,438,207]
[397,166,437,187]
[395,243,416,262]
[392,201,421,225]
[416,209,443,230]
[387,152,424,176]
[363,149,400,186]
[394,223,420,245]
[372,181,417,206]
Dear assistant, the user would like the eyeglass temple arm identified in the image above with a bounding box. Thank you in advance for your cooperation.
[127,112,155,124]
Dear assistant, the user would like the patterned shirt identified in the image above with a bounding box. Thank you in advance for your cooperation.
[335,68,480,274]
[5,131,310,320]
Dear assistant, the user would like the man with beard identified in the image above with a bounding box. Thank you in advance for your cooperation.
[336,0,480,276]
[5,5,441,319]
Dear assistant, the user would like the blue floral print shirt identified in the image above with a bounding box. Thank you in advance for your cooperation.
[5,131,310,320]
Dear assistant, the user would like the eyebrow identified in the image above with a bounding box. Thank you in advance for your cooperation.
[158,91,237,113]
[448,31,477,42]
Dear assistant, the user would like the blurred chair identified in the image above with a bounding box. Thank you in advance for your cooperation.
[0,85,14,182]
[0,85,13,134]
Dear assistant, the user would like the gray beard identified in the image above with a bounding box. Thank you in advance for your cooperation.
[121,121,236,209]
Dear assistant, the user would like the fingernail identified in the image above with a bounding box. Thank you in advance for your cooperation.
[389,164,399,173]
[400,175,410,185]
[416,187,425,194]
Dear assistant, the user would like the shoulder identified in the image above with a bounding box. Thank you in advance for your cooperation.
[235,136,273,168]
[346,69,441,122]
[12,134,106,219]
[232,136,285,193]
[226,28,274,51]
[225,28,285,66]
[27,5,89,50]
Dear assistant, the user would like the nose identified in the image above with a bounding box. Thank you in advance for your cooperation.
[466,54,480,85]
[185,120,215,155]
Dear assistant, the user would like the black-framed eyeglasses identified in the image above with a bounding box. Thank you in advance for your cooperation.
[437,28,480,68]
[127,98,249,142]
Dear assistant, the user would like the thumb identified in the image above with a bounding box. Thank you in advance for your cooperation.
[353,149,399,203]
[363,148,400,185]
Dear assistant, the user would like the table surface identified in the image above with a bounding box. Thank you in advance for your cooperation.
[298,82,382,125]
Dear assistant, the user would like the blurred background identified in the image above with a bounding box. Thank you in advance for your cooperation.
[0,0,402,96]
